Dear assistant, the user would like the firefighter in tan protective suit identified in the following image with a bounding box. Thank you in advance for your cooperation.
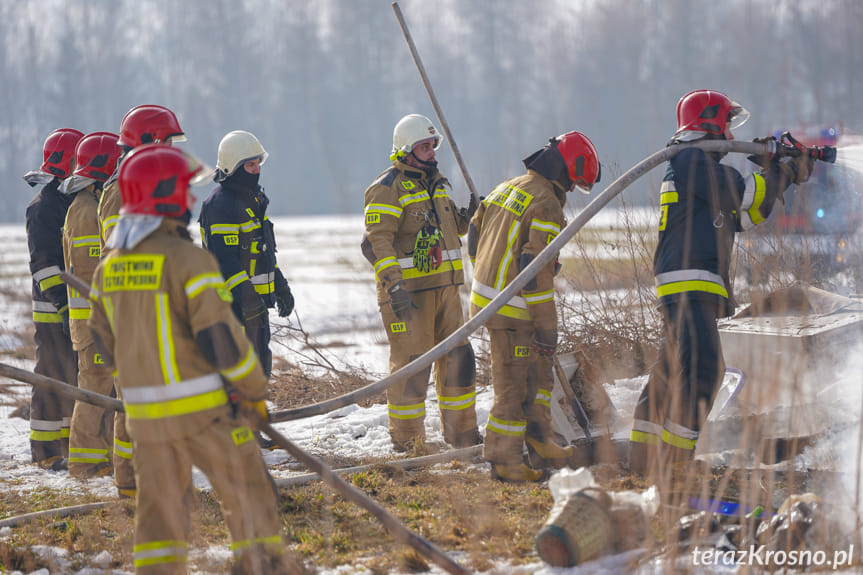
[95,104,186,497]
[469,131,601,482]
[362,114,481,451]
[88,144,301,575]
[62,132,124,481]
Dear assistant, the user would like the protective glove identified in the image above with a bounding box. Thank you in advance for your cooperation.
[531,329,558,357]
[388,281,417,322]
[275,284,294,318]
[747,136,778,170]
[460,194,480,221]
[241,399,270,422]
[778,155,815,186]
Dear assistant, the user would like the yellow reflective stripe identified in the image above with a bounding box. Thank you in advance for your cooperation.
[365,203,402,218]
[534,388,551,407]
[221,346,258,382]
[494,220,521,291]
[747,173,767,225]
[629,430,660,445]
[101,215,119,240]
[61,427,70,438]
[39,275,65,291]
[68,448,110,463]
[133,540,188,567]
[33,311,64,323]
[523,290,554,305]
[438,390,476,411]
[124,389,228,420]
[69,308,91,320]
[225,271,249,290]
[660,191,679,205]
[486,415,526,437]
[30,429,64,441]
[529,219,560,234]
[401,259,463,280]
[103,296,116,334]
[239,220,261,232]
[114,437,134,459]
[253,282,275,295]
[230,534,284,554]
[184,273,225,299]
[387,402,426,420]
[398,191,431,207]
[71,235,101,247]
[661,429,697,450]
[374,256,400,279]
[432,188,450,199]
[209,223,240,235]
[469,291,531,321]
[656,280,728,299]
[156,293,180,384]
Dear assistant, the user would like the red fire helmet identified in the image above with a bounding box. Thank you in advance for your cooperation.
[118,144,201,216]
[73,132,122,182]
[41,128,85,178]
[118,105,185,148]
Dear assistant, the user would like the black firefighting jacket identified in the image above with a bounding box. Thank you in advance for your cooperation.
[26,178,75,324]
[654,147,786,316]
[198,180,288,319]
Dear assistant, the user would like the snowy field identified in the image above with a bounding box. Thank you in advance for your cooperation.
[1,209,862,574]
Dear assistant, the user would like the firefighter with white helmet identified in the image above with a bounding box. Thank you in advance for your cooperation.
[23,128,84,469]
[88,144,305,574]
[362,113,481,452]
[62,132,123,479]
[628,89,816,476]
[469,130,601,482]
[199,130,294,385]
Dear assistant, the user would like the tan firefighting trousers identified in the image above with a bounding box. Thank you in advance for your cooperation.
[68,344,114,475]
[30,321,77,463]
[132,414,285,574]
[66,344,135,487]
[483,326,554,466]
[380,284,478,448]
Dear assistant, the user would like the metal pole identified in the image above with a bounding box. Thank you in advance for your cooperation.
[392,2,479,202]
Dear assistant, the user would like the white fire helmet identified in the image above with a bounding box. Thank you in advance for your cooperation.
[215,130,268,182]
[390,114,443,161]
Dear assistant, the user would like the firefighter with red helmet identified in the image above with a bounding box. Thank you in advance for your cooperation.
[62,132,123,480]
[98,104,186,245]
[469,130,601,482]
[199,131,294,381]
[361,114,481,452]
[23,128,84,469]
[95,104,185,495]
[628,90,816,475]
[88,144,301,574]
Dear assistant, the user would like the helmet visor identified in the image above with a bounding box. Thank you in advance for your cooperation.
[728,103,750,131]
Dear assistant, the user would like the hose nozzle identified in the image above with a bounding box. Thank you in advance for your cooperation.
[778,131,837,164]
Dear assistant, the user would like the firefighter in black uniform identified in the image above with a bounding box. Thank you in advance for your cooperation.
[629,90,816,475]
[23,128,84,469]
[199,130,294,379]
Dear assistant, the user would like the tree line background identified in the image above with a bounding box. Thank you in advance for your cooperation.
[1,0,861,221]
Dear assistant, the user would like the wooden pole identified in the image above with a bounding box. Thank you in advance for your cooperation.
[0,362,123,412]
[392,2,479,203]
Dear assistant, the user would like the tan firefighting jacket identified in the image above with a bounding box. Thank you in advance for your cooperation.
[62,184,103,350]
[97,177,121,248]
[362,160,469,303]
[88,218,268,442]
[468,169,565,332]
